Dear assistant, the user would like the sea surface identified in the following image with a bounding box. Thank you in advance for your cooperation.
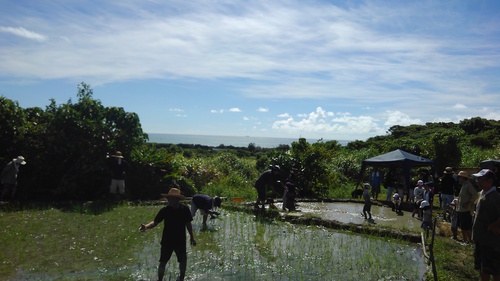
[147,133,350,148]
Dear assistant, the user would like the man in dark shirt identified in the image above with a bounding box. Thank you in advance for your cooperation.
[190,194,221,228]
[254,165,281,212]
[140,188,196,281]
[440,167,457,221]
[106,151,130,198]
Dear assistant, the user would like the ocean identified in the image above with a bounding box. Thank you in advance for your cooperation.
[147,133,350,148]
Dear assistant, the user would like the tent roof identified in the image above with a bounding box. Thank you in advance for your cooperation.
[479,159,500,169]
[362,149,434,168]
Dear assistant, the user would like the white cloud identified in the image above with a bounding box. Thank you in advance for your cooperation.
[257,107,269,112]
[272,107,385,139]
[277,113,291,118]
[211,109,224,113]
[453,103,467,109]
[229,108,242,112]
[169,108,184,112]
[383,111,422,127]
[0,26,47,42]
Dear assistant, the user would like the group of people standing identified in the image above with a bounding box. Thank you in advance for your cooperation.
[370,166,500,280]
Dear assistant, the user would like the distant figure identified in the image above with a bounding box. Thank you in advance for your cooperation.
[190,194,221,228]
[254,165,281,212]
[139,188,196,281]
[392,193,402,213]
[420,200,433,230]
[471,169,500,281]
[447,199,458,240]
[283,171,297,211]
[384,169,397,202]
[362,183,373,221]
[412,180,424,218]
[1,156,27,201]
[440,167,457,221]
[107,151,130,198]
[370,168,383,200]
[456,171,478,244]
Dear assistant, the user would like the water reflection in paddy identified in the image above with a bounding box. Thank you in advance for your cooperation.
[285,201,423,232]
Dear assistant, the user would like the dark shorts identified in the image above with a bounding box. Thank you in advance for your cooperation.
[457,211,473,230]
[160,242,187,263]
[371,183,381,193]
[255,185,266,201]
[474,244,500,276]
[363,203,372,212]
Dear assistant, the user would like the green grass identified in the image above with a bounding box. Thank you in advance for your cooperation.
[0,202,157,280]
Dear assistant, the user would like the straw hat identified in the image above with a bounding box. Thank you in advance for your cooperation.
[112,151,124,158]
[162,188,185,200]
[444,167,454,174]
[457,171,469,178]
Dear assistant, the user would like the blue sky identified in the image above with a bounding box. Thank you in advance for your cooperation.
[1,0,499,141]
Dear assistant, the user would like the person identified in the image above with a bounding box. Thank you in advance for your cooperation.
[106,151,130,198]
[457,171,479,244]
[370,167,383,200]
[384,169,396,202]
[282,171,297,211]
[471,169,500,281]
[1,156,27,201]
[420,200,433,230]
[254,165,281,212]
[362,183,373,221]
[448,199,459,240]
[140,188,196,281]
[423,181,434,208]
[412,180,425,218]
[440,167,457,221]
[190,194,221,228]
[392,193,402,213]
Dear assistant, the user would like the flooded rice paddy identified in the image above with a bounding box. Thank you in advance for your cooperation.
[289,201,423,232]
[12,206,426,280]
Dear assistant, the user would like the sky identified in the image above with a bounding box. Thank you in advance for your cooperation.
[1,0,499,141]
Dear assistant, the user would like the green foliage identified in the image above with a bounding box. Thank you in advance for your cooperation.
[1,83,148,200]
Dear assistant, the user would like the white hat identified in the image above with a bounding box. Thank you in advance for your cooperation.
[420,200,430,208]
[14,156,26,165]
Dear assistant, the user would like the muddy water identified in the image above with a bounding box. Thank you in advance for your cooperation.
[278,201,423,232]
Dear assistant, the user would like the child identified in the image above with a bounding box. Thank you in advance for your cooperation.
[420,200,433,230]
[392,193,402,213]
[447,198,458,240]
[362,183,373,221]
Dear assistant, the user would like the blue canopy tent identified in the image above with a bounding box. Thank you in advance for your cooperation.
[358,149,435,189]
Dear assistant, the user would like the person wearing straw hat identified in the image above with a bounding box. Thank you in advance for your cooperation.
[1,156,26,201]
[456,171,479,244]
[106,151,130,199]
[140,188,196,281]
[471,169,500,281]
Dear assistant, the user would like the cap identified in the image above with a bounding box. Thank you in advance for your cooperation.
[473,169,496,179]
[417,180,424,185]
[424,181,434,187]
